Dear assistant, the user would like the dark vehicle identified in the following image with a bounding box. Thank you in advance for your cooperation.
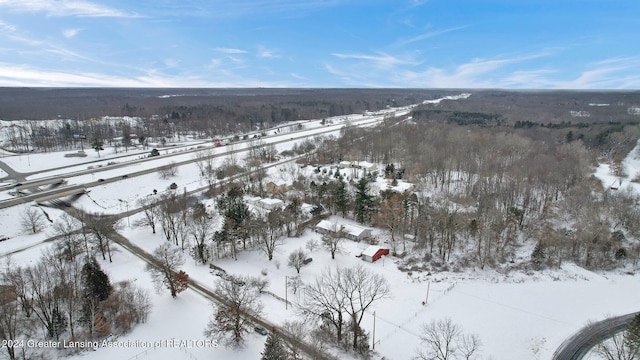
[169,182,178,190]
[97,178,104,182]
[255,326,268,336]
[149,148,160,157]
[122,174,129,178]
[303,257,313,265]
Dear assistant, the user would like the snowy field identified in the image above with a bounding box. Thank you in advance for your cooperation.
[0,97,638,359]
[118,211,640,360]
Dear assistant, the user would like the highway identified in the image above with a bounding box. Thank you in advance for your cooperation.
[0,106,410,359]
[0,108,404,210]
[552,311,640,360]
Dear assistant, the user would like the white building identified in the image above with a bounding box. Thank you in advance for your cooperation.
[315,219,372,241]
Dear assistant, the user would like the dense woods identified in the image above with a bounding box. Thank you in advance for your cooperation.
[300,114,640,272]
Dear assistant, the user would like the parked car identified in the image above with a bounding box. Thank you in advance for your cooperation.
[255,326,268,336]
[169,182,178,190]
[303,257,313,265]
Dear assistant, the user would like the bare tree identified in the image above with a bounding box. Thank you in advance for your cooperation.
[158,161,178,179]
[194,149,217,188]
[340,265,391,351]
[204,275,262,347]
[595,314,640,360]
[188,210,215,264]
[248,276,269,293]
[101,281,151,334]
[20,206,46,234]
[306,238,320,253]
[373,192,406,253]
[322,233,342,260]
[288,275,303,295]
[282,320,309,360]
[52,213,85,261]
[46,250,83,339]
[157,194,189,248]
[253,210,285,261]
[303,267,347,343]
[22,260,62,340]
[416,318,481,360]
[288,248,307,274]
[145,245,188,298]
[303,265,390,351]
[0,261,32,360]
[84,212,119,262]
[137,196,159,234]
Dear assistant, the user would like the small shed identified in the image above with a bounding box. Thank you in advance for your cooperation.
[361,246,389,263]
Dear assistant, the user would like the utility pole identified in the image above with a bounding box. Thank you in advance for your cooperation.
[425,281,430,305]
[372,311,376,349]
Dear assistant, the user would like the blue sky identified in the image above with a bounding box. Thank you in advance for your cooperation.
[0,0,639,88]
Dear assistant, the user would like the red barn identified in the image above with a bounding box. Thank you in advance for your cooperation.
[361,246,389,263]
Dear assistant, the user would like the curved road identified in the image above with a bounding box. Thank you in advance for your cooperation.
[552,311,640,360]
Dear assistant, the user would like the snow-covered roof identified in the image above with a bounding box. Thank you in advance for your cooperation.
[245,195,261,204]
[259,198,284,205]
[316,220,371,237]
[362,245,386,257]
[301,202,315,213]
[316,219,336,231]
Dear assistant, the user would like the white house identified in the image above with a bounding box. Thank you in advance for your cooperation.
[257,198,284,211]
[315,220,372,242]
[355,161,378,171]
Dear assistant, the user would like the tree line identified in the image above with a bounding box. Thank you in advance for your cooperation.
[299,120,640,271]
[0,222,150,360]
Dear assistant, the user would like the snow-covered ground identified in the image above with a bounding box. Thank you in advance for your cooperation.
[118,210,640,360]
[0,96,638,360]
[594,139,640,193]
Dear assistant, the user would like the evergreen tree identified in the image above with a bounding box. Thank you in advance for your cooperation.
[82,257,113,302]
[624,313,640,354]
[217,186,251,248]
[531,242,546,270]
[354,177,374,224]
[51,306,68,340]
[261,332,288,360]
[91,138,104,158]
[333,178,350,217]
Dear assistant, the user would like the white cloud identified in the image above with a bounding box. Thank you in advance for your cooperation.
[290,73,307,81]
[0,20,16,32]
[63,28,81,38]
[0,62,218,87]
[258,46,279,58]
[0,0,138,18]
[163,58,180,68]
[399,25,469,45]
[214,47,247,54]
[410,0,429,6]
[332,52,419,68]
[554,57,640,89]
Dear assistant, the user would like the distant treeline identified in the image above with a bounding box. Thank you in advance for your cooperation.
[411,109,503,126]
